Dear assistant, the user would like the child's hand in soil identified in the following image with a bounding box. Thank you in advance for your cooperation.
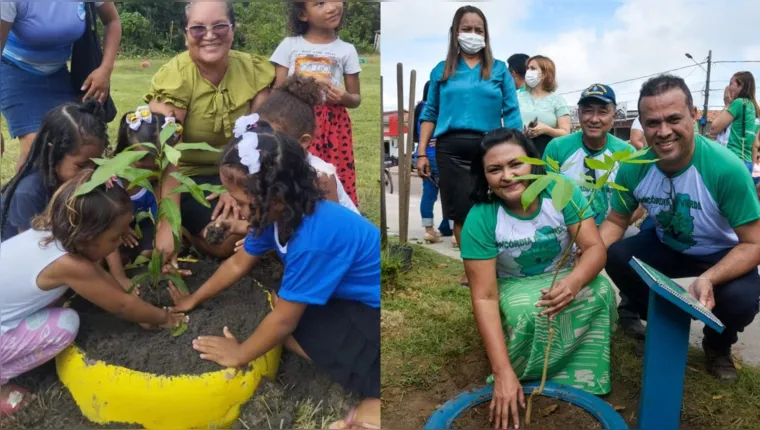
[210,217,249,236]
[139,310,189,330]
[168,282,198,313]
[193,326,244,368]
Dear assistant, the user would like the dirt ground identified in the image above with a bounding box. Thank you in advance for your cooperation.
[0,254,355,429]
[453,396,601,429]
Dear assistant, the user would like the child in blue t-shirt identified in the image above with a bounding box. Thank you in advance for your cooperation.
[105,107,182,284]
[168,123,380,429]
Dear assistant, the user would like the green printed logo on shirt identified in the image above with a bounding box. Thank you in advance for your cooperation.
[654,193,698,253]
[515,226,562,276]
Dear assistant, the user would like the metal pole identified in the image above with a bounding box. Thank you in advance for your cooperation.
[380,76,388,248]
[701,50,712,135]
[396,63,408,243]
[403,70,417,243]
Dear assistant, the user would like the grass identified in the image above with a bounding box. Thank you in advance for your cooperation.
[381,244,760,429]
[0,56,379,430]
[0,56,381,226]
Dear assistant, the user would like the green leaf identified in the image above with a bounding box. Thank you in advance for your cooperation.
[127,272,152,294]
[625,147,651,161]
[546,157,560,173]
[581,174,596,183]
[170,172,210,208]
[159,198,182,239]
[612,149,635,161]
[160,123,177,144]
[561,161,576,172]
[148,250,162,280]
[595,171,612,188]
[164,145,182,166]
[606,182,629,192]
[91,158,108,166]
[135,210,155,225]
[583,157,608,171]
[603,154,614,166]
[134,222,143,240]
[120,167,155,183]
[550,177,574,211]
[521,176,552,210]
[171,321,189,337]
[164,272,189,294]
[124,255,151,270]
[197,183,227,195]
[510,174,546,181]
[74,151,149,196]
[124,142,158,153]
[517,156,546,166]
[159,157,169,171]
[174,142,221,153]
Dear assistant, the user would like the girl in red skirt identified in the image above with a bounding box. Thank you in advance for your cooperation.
[270,1,362,207]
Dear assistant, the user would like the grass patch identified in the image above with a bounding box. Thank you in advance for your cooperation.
[1,56,381,226]
[382,244,760,429]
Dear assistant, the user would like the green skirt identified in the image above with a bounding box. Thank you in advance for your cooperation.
[487,270,616,395]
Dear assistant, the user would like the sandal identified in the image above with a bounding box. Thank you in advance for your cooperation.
[329,407,381,429]
[451,235,459,249]
[0,386,31,416]
[423,231,441,244]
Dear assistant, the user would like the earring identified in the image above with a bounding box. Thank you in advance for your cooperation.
[487,188,493,199]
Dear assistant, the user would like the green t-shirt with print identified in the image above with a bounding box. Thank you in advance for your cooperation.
[726,98,758,162]
[611,134,760,255]
[461,182,592,278]
[543,131,634,225]
[518,91,570,128]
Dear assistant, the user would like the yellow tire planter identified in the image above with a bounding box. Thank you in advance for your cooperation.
[55,343,281,429]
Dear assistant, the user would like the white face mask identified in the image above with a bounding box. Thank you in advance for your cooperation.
[457,32,486,55]
[525,70,542,88]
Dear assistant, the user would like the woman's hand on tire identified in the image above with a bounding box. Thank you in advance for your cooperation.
[416,156,431,178]
[491,368,525,429]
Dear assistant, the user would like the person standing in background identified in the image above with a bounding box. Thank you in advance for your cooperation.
[710,71,760,172]
[416,5,522,285]
[630,117,646,150]
[715,86,734,147]
[413,80,453,244]
[0,2,122,171]
[518,55,571,157]
[507,53,529,93]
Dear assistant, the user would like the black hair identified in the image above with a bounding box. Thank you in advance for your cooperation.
[32,169,132,256]
[638,74,694,115]
[288,2,344,36]
[470,128,544,204]
[1,100,108,235]
[116,110,181,154]
[422,81,431,103]
[507,53,530,78]
[220,121,322,243]
[182,1,236,29]
[257,74,322,142]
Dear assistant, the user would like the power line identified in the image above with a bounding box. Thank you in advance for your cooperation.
[713,60,760,64]
[558,63,705,95]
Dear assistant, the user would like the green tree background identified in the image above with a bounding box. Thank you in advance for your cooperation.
[115,2,380,56]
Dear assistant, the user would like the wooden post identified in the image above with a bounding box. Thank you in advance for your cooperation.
[380,77,388,248]
[396,63,408,243]
[403,70,417,242]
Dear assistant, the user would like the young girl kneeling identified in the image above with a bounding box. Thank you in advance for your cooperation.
[170,125,380,429]
[0,171,187,415]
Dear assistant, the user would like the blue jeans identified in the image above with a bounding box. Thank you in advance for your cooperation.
[415,144,452,235]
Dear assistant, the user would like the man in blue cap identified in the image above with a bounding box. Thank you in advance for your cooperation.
[543,83,645,338]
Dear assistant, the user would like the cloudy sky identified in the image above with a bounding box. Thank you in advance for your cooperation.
[381,0,760,113]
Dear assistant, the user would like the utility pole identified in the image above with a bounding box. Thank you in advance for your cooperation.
[701,50,712,135]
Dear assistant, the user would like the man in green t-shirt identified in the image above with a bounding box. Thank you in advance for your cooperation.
[543,83,646,337]
[600,74,760,381]
[507,53,529,93]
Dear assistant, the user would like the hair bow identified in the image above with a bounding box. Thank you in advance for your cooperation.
[237,132,261,175]
[126,106,153,131]
[163,116,183,136]
[233,113,260,138]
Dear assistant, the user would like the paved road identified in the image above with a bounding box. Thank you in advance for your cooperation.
[384,167,760,366]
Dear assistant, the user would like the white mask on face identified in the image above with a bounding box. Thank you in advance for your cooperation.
[525,70,542,88]
[457,32,486,54]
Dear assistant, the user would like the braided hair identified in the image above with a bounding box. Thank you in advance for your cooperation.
[220,120,323,243]
[1,100,108,234]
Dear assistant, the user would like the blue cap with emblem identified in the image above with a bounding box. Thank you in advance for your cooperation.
[578,83,616,105]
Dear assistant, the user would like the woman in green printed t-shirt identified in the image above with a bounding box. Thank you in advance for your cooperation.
[460,128,615,428]
[711,71,760,172]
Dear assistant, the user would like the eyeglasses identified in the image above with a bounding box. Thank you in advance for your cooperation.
[186,23,233,40]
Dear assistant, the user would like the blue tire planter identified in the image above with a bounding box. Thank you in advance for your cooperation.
[424,381,629,430]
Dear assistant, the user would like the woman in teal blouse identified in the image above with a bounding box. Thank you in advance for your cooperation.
[416,5,522,285]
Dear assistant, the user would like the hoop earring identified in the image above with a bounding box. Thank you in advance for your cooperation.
[487,188,493,199]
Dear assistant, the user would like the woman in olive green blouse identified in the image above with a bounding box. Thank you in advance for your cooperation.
[146,2,274,260]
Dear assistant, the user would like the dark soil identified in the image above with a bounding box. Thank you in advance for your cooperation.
[453,397,601,429]
[72,255,282,376]
[204,224,229,245]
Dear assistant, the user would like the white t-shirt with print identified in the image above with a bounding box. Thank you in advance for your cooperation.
[270,36,361,87]
[307,154,359,214]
